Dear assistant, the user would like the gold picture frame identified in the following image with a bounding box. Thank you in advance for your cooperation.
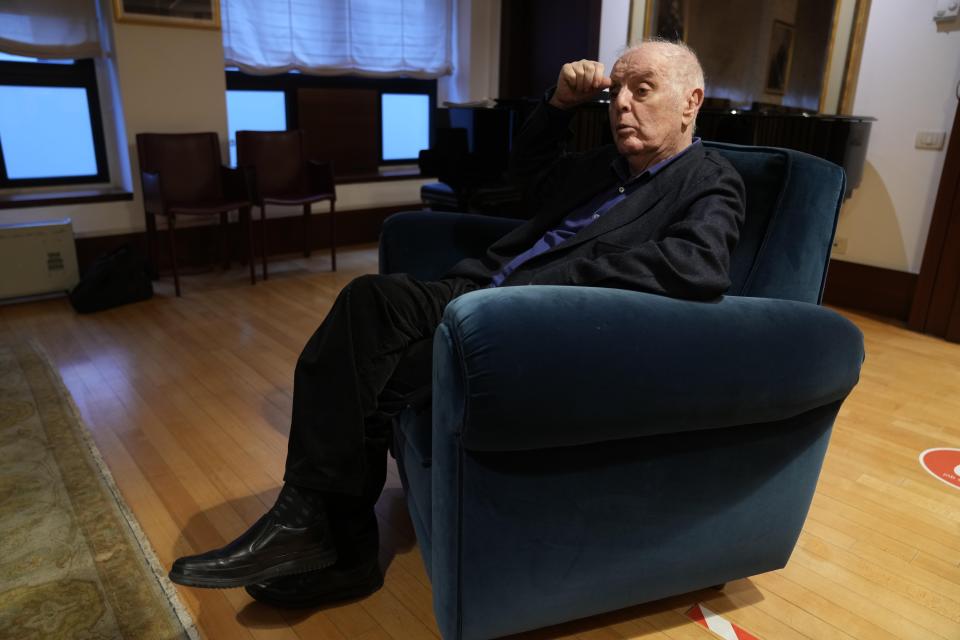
[764,20,795,95]
[112,0,221,30]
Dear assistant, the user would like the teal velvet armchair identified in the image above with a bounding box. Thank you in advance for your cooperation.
[379,142,865,640]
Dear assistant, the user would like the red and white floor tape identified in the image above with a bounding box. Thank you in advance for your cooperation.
[685,603,760,640]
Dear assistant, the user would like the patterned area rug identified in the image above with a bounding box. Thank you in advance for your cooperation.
[0,339,197,640]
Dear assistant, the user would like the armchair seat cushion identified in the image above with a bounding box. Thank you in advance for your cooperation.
[397,405,433,468]
[394,408,434,575]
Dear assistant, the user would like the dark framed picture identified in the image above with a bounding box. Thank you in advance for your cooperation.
[642,0,688,42]
[112,0,221,29]
[765,20,795,95]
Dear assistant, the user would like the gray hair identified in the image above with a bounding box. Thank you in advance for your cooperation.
[618,39,705,100]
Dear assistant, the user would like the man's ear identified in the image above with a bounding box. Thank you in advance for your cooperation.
[682,87,704,124]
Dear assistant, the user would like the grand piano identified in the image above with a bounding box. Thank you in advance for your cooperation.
[419,98,874,216]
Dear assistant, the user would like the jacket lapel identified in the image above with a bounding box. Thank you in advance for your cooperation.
[558,176,668,250]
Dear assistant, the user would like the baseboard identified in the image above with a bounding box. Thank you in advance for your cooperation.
[823,259,917,321]
[75,204,418,274]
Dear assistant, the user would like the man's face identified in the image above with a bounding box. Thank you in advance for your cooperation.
[608,46,688,164]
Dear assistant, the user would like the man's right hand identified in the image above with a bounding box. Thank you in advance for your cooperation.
[548,59,612,110]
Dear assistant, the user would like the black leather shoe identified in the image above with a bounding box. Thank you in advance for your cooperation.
[244,553,383,608]
[169,511,338,589]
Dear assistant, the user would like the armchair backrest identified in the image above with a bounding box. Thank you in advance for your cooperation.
[707,142,846,304]
[236,130,306,198]
[136,132,224,204]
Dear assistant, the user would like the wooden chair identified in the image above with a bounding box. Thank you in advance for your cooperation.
[236,130,337,278]
[136,132,255,297]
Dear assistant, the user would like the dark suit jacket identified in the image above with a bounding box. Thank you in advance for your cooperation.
[445,102,746,301]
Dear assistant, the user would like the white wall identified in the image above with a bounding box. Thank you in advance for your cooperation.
[835,0,960,272]
[598,0,631,70]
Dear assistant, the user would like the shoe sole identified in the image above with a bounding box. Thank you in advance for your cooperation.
[168,549,338,589]
[245,567,384,608]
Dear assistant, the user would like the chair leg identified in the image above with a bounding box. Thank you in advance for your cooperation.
[220,211,230,270]
[303,203,311,258]
[329,200,337,272]
[261,204,269,280]
[145,211,159,279]
[168,214,181,297]
[245,207,256,285]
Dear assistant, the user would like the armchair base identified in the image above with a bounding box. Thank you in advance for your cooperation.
[395,400,840,640]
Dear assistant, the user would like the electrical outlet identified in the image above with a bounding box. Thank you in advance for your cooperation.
[832,236,848,255]
[916,131,946,150]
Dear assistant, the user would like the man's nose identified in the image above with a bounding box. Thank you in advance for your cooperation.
[614,89,631,111]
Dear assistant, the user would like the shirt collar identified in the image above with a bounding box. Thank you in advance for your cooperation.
[611,137,702,184]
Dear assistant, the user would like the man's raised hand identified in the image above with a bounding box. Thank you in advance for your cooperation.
[548,59,612,110]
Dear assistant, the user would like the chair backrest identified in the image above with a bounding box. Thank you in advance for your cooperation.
[236,130,306,198]
[706,141,846,304]
[136,133,224,204]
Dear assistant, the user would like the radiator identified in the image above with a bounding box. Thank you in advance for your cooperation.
[0,219,80,300]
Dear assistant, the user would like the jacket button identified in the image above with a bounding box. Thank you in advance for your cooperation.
[618,186,625,193]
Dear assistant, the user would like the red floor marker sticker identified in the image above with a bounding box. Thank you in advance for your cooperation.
[919,448,960,490]
[686,603,760,640]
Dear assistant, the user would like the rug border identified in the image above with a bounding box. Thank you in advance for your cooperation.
[31,339,202,640]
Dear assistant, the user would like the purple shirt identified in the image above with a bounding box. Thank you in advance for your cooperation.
[489,139,702,287]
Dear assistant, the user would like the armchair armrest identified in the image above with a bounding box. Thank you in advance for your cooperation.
[433,286,864,451]
[221,165,253,203]
[140,171,164,214]
[306,160,336,197]
[379,211,523,281]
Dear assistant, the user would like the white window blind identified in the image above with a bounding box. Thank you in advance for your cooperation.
[0,0,102,59]
[221,0,452,78]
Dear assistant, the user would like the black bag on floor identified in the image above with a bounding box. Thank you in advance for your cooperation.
[69,244,154,313]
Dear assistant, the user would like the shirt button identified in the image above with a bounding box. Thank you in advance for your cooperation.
[618,186,625,193]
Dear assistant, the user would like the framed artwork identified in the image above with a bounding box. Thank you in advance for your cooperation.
[112,0,221,29]
[640,0,688,42]
[765,20,795,95]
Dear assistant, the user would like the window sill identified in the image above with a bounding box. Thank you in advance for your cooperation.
[0,188,133,210]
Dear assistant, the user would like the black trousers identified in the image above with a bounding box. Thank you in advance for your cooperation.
[284,273,482,501]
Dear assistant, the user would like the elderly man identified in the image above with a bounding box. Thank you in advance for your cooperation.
[170,40,745,606]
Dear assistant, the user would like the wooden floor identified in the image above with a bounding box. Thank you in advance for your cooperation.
[2,244,959,640]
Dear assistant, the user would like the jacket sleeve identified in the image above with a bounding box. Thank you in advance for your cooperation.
[526,164,746,300]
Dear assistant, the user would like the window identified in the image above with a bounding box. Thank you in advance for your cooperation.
[0,55,109,187]
[225,90,287,166]
[221,0,452,78]
[225,70,435,171]
[381,93,430,162]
